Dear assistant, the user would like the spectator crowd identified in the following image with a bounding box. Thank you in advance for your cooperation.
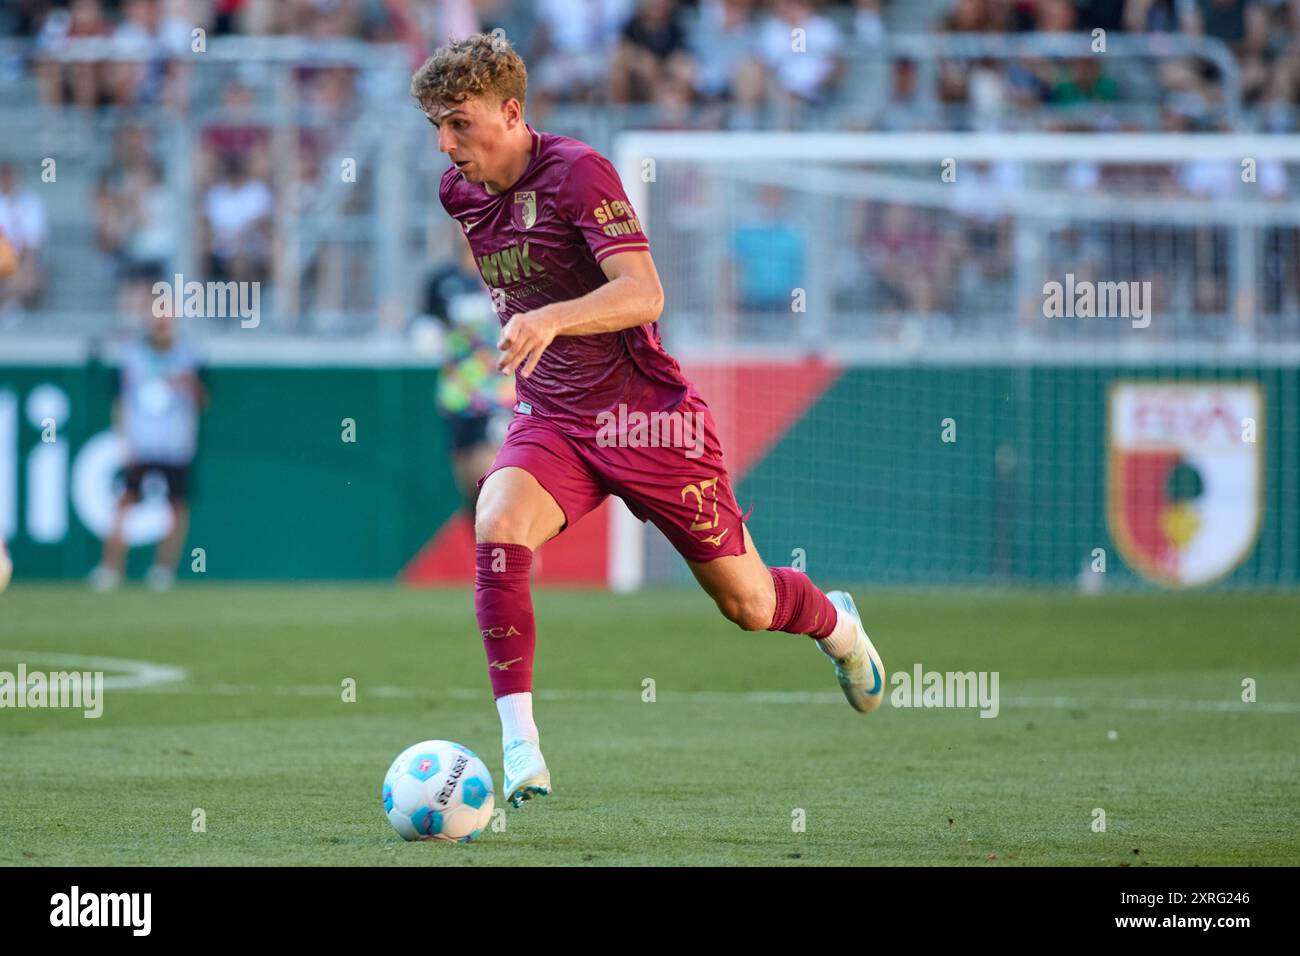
[0,0,1297,334]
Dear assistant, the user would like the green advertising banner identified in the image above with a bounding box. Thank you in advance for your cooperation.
[0,363,463,581]
[736,365,1298,589]
[2,361,1295,587]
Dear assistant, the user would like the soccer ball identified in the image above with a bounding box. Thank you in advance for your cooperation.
[382,740,494,842]
[0,539,11,592]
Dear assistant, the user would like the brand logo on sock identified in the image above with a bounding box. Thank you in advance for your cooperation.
[489,657,524,671]
[481,625,521,639]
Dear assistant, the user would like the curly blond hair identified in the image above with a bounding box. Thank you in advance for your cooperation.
[410,33,528,112]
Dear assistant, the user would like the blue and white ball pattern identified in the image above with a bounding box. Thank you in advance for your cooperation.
[383,740,494,842]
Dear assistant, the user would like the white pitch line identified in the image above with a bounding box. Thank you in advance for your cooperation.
[1007,695,1300,714]
[124,682,1300,714]
[0,650,187,690]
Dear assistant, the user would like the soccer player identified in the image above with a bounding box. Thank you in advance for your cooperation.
[92,303,207,592]
[412,34,885,809]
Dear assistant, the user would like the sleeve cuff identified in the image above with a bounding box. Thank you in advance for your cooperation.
[593,241,651,263]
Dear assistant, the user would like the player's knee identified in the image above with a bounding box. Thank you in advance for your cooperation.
[474,505,530,546]
[719,587,776,632]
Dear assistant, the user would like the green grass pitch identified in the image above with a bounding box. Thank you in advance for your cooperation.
[1,584,1297,866]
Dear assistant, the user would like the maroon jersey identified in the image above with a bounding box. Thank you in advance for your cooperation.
[439,125,694,437]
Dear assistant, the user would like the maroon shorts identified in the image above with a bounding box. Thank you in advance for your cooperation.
[477,396,747,563]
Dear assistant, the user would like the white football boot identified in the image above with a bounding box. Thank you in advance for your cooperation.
[823,591,886,713]
[503,738,551,808]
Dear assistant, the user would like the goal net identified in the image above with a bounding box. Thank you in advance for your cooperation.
[610,132,1300,591]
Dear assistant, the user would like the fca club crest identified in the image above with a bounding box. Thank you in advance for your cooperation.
[1107,382,1262,587]
[512,191,536,229]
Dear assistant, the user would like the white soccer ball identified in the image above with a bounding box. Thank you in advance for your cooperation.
[382,740,494,842]
[0,539,11,592]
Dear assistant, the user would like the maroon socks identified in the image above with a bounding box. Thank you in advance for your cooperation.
[474,542,537,698]
[476,547,839,696]
[766,566,837,639]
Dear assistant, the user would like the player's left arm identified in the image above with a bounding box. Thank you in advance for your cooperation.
[497,249,664,378]
[169,349,210,409]
[187,371,211,410]
[0,230,17,279]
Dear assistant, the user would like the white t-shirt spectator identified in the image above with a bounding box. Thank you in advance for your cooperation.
[0,188,47,255]
[952,162,1024,223]
[532,0,633,92]
[691,0,756,99]
[756,12,842,100]
[537,0,632,54]
[1180,158,1287,200]
[126,185,176,265]
[204,178,272,257]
